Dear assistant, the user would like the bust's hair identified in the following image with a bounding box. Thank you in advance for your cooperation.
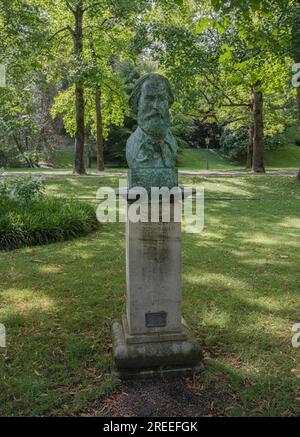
[129,73,174,113]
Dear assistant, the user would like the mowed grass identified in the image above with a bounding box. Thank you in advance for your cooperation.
[177,148,243,170]
[0,175,300,416]
[264,145,300,169]
[178,145,300,171]
[52,148,74,169]
[3,144,300,173]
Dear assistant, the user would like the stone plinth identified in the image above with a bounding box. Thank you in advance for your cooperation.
[126,202,181,335]
[112,198,203,377]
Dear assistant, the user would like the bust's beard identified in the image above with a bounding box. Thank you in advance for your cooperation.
[139,115,170,140]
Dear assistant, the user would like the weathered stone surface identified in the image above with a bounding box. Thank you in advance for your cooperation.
[122,315,188,344]
[126,202,181,336]
[111,74,203,377]
[112,320,203,377]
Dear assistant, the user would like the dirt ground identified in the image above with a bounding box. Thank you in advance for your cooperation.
[88,375,236,417]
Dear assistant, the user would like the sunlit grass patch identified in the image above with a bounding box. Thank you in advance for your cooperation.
[0,175,300,416]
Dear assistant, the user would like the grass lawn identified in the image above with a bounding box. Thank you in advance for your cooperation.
[177,146,300,171]
[3,145,300,174]
[264,145,300,169]
[0,175,300,416]
[52,148,74,169]
[177,148,243,170]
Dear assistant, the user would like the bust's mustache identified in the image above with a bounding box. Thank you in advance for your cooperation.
[142,110,168,121]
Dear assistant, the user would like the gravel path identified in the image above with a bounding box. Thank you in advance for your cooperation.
[1,169,298,178]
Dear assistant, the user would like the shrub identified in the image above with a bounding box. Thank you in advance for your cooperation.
[264,134,282,151]
[184,121,223,149]
[104,117,137,167]
[220,127,249,162]
[220,128,283,163]
[10,178,45,205]
[0,196,99,251]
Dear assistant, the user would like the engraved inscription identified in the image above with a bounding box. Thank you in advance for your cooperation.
[145,311,167,328]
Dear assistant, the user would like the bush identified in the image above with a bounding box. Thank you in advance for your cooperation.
[0,178,99,250]
[0,176,45,202]
[220,127,249,162]
[104,117,137,167]
[264,134,282,151]
[10,178,45,204]
[220,128,283,163]
[184,121,223,149]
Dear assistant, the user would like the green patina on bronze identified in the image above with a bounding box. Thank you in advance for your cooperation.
[126,73,178,189]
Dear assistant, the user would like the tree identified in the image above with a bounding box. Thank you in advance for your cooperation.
[45,0,151,174]
[0,0,55,167]
[144,0,293,172]
[251,81,265,172]
[292,2,300,130]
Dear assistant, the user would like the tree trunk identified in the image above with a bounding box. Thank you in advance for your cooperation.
[292,4,300,176]
[251,82,265,173]
[74,84,85,174]
[292,3,300,131]
[13,134,33,168]
[297,87,300,132]
[95,87,104,171]
[85,123,92,169]
[246,123,254,169]
[73,4,86,175]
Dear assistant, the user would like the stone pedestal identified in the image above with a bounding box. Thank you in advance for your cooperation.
[112,198,203,377]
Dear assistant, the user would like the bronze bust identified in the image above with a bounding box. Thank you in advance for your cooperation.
[126,73,178,170]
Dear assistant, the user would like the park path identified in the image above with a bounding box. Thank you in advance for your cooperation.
[0,169,298,178]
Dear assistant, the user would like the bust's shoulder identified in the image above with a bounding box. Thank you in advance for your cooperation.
[166,130,178,152]
[126,127,144,146]
[126,127,146,167]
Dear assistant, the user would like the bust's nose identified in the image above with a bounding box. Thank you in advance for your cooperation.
[153,97,160,110]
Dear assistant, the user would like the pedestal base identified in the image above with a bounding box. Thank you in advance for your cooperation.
[111,320,204,378]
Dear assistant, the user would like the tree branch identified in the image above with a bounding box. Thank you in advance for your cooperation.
[201,71,249,107]
[49,25,74,41]
[64,0,76,15]
[221,116,247,126]
[82,1,103,12]
[222,102,251,108]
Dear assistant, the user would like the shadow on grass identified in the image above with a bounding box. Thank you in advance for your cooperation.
[0,176,299,416]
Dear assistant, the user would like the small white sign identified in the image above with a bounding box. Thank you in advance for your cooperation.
[0,64,6,88]
[0,323,6,348]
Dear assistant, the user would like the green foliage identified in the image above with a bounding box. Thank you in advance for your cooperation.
[184,121,223,149]
[220,126,284,163]
[0,178,98,250]
[104,117,136,166]
[10,178,45,205]
[1,175,300,416]
[1,0,299,171]
[0,177,45,202]
[0,197,98,251]
[220,127,249,162]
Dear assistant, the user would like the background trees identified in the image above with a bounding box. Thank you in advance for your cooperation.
[141,0,294,172]
[1,0,299,172]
